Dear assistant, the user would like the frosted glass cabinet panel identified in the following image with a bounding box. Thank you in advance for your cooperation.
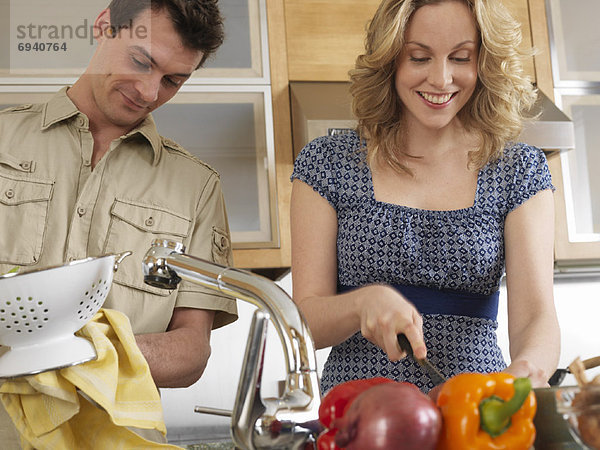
[555,92,600,241]
[1,0,104,77]
[194,0,267,82]
[546,0,600,85]
[152,88,278,248]
[0,0,266,82]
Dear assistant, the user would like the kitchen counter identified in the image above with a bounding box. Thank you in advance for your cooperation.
[181,443,234,450]
[167,425,234,449]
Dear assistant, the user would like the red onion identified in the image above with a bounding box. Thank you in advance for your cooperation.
[333,382,441,449]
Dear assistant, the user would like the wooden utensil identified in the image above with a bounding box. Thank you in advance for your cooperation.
[549,356,600,386]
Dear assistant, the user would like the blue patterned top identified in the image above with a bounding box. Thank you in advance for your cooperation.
[291,131,553,393]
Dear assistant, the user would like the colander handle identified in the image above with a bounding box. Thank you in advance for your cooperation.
[113,251,132,272]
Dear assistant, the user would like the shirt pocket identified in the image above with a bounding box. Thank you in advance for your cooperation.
[0,173,53,265]
[103,199,191,296]
[212,226,231,266]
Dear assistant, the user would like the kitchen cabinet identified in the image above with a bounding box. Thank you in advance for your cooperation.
[152,88,278,249]
[284,0,535,82]
[529,0,600,266]
[0,0,295,271]
[0,0,105,79]
[1,0,267,83]
[284,0,380,81]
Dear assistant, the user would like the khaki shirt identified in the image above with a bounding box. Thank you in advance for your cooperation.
[0,87,238,334]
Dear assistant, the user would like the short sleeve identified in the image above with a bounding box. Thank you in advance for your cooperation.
[291,136,340,210]
[506,144,555,213]
[177,172,237,329]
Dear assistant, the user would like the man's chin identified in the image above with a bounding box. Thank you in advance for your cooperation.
[107,109,147,128]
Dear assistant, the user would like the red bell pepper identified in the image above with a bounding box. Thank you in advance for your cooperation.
[316,429,338,450]
[317,377,394,449]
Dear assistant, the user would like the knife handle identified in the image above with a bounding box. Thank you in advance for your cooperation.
[397,333,414,357]
[397,333,447,386]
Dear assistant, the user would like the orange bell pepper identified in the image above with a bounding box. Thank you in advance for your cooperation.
[436,372,537,450]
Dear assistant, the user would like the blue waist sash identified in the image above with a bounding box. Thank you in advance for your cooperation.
[338,283,499,321]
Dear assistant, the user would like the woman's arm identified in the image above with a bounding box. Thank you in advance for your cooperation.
[290,179,426,360]
[504,188,560,387]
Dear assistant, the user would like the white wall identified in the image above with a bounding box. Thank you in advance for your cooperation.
[509,275,600,384]
[161,272,600,442]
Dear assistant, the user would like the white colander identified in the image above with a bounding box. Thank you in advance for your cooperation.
[0,252,130,378]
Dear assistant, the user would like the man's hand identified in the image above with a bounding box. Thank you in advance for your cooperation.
[135,307,215,388]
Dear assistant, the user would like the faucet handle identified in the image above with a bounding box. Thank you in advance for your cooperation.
[194,406,232,417]
[231,310,269,450]
[142,239,185,289]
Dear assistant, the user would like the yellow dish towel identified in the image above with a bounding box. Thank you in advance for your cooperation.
[0,308,183,449]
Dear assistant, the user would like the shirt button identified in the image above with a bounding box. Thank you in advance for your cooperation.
[20,162,31,171]
[77,206,86,216]
[145,217,155,227]
[221,236,227,247]
[77,117,85,127]
[5,189,14,199]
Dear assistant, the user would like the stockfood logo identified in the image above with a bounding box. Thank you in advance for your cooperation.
[8,0,150,75]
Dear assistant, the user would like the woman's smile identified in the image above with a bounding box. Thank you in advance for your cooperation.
[417,91,457,106]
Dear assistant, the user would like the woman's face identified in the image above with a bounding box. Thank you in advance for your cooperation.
[394,1,479,132]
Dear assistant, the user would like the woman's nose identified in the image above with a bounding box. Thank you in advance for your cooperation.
[427,60,452,89]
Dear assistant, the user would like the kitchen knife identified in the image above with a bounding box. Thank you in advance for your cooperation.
[397,333,447,386]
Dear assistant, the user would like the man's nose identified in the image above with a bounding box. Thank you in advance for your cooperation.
[135,74,160,104]
[427,60,452,89]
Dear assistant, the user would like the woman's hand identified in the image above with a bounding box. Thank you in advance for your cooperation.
[504,359,549,388]
[356,284,426,361]
[291,180,427,360]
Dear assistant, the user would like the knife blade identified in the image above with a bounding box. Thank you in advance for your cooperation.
[397,333,447,386]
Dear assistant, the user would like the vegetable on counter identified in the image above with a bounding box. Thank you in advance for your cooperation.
[334,382,442,449]
[436,372,537,450]
[317,377,393,449]
[317,377,441,450]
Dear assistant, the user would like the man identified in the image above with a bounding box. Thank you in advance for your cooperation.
[0,0,237,445]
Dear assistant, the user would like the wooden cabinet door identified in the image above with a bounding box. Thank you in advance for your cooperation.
[285,0,380,81]
[285,0,536,82]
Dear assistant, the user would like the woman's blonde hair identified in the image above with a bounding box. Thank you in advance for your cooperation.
[350,0,537,172]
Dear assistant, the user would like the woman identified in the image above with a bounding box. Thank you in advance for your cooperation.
[290,0,560,394]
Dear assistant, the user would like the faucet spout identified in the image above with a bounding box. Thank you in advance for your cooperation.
[142,239,321,449]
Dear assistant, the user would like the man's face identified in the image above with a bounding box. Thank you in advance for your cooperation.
[89,8,203,129]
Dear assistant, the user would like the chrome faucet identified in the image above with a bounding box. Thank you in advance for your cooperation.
[142,239,321,449]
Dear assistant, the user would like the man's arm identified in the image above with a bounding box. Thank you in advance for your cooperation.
[135,307,215,388]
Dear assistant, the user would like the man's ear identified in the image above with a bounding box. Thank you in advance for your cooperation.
[93,8,113,41]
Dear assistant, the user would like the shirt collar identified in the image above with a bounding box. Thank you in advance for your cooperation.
[42,87,163,166]
[122,114,163,166]
[41,87,80,129]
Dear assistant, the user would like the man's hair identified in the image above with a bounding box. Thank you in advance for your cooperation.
[350,0,537,173]
[106,0,224,68]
